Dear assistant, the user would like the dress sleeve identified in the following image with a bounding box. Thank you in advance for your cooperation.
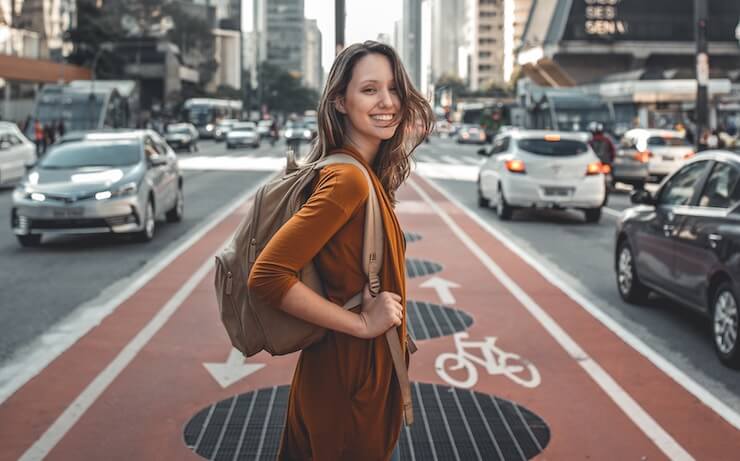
[247,164,369,308]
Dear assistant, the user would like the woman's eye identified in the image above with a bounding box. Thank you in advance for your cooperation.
[363,88,377,94]
[389,87,398,92]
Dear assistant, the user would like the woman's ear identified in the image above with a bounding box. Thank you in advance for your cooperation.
[334,97,347,114]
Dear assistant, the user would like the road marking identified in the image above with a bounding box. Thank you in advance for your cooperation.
[441,155,463,165]
[203,349,265,388]
[0,174,277,405]
[415,154,434,163]
[409,177,695,460]
[460,156,484,165]
[419,174,740,432]
[419,276,460,305]
[20,247,218,460]
[603,207,622,218]
[178,155,285,171]
[412,162,478,182]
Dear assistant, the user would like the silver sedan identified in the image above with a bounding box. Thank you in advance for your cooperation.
[11,130,183,247]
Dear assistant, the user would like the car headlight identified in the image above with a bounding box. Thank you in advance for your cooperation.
[206,124,214,131]
[303,130,311,138]
[96,182,138,200]
[285,130,294,138]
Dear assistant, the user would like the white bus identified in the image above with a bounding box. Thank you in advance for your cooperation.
[182,98,243,138]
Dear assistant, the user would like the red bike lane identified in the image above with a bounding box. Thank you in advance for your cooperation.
[1,173,739,460]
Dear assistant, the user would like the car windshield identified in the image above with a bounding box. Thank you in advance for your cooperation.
[647,136,689,147]
[517,138,589,156]
[232,123,255,131]
[167,126,191,134]
[217,120,235,128]
[285,121,305,129]
[258,120,272,127]
[39,141,141,168]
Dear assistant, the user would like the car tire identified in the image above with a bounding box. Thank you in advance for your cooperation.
[616,239,650,304]
[166,187,184,223]
[585,207,602,223]
[17,234,42,247]
[495,185,513,220]
[134,199,155,243]
[711,282,740,369]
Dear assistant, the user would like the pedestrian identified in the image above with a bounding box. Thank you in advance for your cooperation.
[56,119,65,139]
[248,41,434,461]
[34,120,45,155]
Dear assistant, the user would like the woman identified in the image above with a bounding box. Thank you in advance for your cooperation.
[248,41,433,460]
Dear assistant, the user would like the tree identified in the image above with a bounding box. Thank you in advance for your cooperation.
[435,74,468,98]
[65,0,124,77]
[259,62,319,115]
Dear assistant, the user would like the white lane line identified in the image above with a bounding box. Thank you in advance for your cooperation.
[0,174,276,405]
[419,175,740,433]
[415,154,434,163]
[603,207,622,218]
[441,155,464,165]
[20,246,218,460]
[408,177,695,461]
[460,156,484,165]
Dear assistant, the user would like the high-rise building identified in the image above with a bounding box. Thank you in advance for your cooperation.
[376,33,391,46]
[303,18,322,90]
[253,0,305,77]
[430,0,466,83]
[13,0,75,59]
[467,0,505,91]
[392,19,403,57]
[401,0,421,88]
[503,0,532,82]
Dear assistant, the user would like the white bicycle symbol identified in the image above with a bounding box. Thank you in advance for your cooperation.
[435,332,541,389]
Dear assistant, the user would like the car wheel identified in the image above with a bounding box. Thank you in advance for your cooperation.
[17,234,42,247]
[585,207,602,223]
[477,180,489,208]
[495,185,513,220]
[135,200,155,242]
[166,187,184,223]
[616,240,650,304]
[711,282,740,369]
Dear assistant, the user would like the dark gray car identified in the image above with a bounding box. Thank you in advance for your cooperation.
[615,150,740,368]
[11,130,183,246]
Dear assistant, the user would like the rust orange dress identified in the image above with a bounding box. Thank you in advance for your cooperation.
[248,147,408,460]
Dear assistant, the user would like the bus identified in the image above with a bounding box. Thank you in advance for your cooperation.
[182,98,243,138]
[26,80,139,137]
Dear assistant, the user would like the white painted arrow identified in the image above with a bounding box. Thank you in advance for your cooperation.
[420,276,460,305]
[204,349,265,388]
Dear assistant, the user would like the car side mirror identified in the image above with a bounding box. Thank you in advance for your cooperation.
[630,188,655,205]
[148,154,167,167]
[477,147,492,157]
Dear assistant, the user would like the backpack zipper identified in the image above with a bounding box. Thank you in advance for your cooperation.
[225,271,233,295]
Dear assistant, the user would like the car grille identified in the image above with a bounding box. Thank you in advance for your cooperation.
[26,214,137,230]
[41,192,96,203]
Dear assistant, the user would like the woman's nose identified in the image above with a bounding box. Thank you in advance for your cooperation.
[378,89,393,108]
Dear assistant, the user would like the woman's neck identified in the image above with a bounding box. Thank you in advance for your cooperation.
[344,133,380,165]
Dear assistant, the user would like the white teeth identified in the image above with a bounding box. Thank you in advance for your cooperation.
[371,114,394,121]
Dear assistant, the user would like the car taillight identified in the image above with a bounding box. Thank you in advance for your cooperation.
[505,159,526,173]
[601,163,611,174]
[633,151,651,163]
[586,162,606,175]
[684,151,695,160]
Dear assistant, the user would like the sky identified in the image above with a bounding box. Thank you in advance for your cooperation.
[304,0,402,75]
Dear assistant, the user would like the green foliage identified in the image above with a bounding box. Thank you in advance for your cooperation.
[259,62,319,115]
[65,0,123,76]
[435,74,468,97]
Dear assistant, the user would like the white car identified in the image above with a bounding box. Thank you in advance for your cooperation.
[0,122,37,186]
[477,129,607,222]
[621,128,694,181]
[226,122,260,149]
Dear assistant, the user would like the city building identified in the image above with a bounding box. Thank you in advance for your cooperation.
[503,0,532,82]
[376,33,391,46]
[516,0,740,132]
[467,0,506,91]
[209,28,242,93]
[252,0,305,77]
[11,0,76,60]
[401,0,422,88]
[303,18,322,90]
[430,0,466,83]
[392,19,403,57]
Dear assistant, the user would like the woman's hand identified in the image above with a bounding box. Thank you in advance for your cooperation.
[356,284,403,339]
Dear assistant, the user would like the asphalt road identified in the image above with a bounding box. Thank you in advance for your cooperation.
[1,135,737,414]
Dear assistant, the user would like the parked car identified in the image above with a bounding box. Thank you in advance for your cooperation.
[214,119,239,142]
[283,120,313,144]
[477,129,608,222]
[226,122,260,149]
[457,124,487,145]
[164,123,199,152]
[612,134,650,188]
[615,150,740,368]
[0,122,36,186]
[622,129,694,182]
[11,130,183,247]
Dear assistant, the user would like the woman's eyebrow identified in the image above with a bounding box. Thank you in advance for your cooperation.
[359,79,395,85]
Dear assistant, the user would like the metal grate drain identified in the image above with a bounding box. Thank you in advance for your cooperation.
[404,231,422,243]
[184,383,549,461]
[406,258,443,278]
[406,300,473,340]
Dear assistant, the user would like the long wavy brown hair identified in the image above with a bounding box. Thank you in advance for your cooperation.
[303,41,434,204]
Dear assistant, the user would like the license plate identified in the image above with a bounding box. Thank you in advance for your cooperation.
[662,155,674,161]
[53,207,84,218]
[542,187,573,197]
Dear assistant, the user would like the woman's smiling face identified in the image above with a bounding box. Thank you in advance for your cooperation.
[336,53,402,152]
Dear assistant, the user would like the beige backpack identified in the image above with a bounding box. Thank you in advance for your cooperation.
[214,151,414,423]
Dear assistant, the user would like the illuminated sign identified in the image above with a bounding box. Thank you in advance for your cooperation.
[584,0,627,36]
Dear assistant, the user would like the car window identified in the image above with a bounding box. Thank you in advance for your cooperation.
[38,141,141,168]
[517,138,589,156]
[698,162,740,209]
[658,161,709,206]
[647,136,689,147]
[491,136,510,154]
[0,133,22,145]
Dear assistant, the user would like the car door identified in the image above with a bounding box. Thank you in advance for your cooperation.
[0,133,25,184]
[144,136,167,214]
[635,160,711,291]
[480,135,510,198]
[672,160,740,310]
[152,135,178,210]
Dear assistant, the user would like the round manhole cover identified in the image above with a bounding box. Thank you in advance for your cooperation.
[406,300,473,340]
[404,231,422,243]
[406,258,443,278]
[184,383,549,460]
